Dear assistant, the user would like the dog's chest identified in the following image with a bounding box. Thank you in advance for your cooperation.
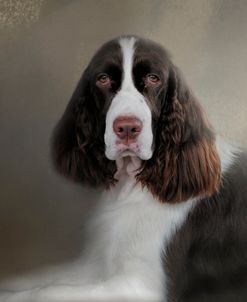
[85,177,195,291]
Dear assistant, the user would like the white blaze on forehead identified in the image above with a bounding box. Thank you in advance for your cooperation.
[119,37,136,90]
[104,36,153,161]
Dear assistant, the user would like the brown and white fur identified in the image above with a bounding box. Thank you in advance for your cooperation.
[1,36,247,302]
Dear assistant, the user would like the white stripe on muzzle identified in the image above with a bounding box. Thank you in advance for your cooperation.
[104,37,153,160]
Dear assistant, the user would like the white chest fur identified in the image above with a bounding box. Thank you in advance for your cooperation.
[0,169,195,302]
[81,172,195,300]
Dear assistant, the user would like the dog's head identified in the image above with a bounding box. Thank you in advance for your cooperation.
[52,36,220,203]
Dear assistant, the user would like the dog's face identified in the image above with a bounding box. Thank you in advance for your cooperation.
[84,37,168,161]
[52,36,220,203]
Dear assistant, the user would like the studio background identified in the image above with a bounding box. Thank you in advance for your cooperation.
[0,0,246,283]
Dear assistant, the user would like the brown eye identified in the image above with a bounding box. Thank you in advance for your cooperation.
[147,74,160,84]
[97,73,111,86]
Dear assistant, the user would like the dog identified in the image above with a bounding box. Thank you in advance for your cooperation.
[2,36,247,302]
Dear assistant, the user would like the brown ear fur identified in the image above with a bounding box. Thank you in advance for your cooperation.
[51,69,116,188]
[137,65,221,203]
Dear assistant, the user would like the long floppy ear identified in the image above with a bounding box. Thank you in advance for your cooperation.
[51,68,116,188]
[137,64,221,203]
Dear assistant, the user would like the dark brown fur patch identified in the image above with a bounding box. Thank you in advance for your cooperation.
[136,64,221,203]
[51,39,122,188]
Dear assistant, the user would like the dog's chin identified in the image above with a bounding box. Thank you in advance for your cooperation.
[119,150,138,158]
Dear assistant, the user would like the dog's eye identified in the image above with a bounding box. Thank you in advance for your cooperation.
[146,74,160,84]
[97,74,111,86]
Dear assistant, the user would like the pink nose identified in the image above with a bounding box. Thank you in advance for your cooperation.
[113,116,143,142]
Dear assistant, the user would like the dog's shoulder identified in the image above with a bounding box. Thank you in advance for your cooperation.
[164,150,247,302]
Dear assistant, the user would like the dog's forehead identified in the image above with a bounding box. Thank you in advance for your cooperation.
[134,38,164,56]
[134,39,171,68]
[90,39,122,68]
[89,36,171,74]
[116,36,169,64]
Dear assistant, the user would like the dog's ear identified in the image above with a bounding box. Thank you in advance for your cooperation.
[52,68,116,188]
[138,64,221,203]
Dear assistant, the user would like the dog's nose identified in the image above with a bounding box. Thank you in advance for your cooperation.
[113,116,143,141]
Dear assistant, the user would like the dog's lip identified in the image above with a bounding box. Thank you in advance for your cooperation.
[116,142,139,151]
[116,143,140,156]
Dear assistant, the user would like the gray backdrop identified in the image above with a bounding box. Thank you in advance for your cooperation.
[0,0,246,283]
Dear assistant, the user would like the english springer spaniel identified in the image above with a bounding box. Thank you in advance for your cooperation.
[3,36,247,301]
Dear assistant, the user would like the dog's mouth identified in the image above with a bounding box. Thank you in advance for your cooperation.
[116,142,140,158]
[104,141,153,161]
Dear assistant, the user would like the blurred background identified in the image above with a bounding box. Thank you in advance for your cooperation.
[0,0,246,285]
